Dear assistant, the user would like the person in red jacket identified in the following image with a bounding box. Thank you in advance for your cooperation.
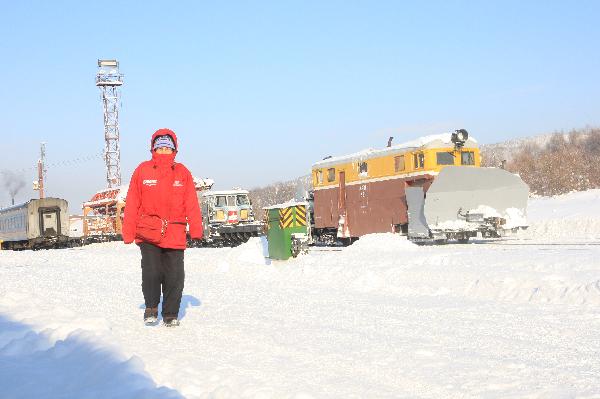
[123,128,203,327]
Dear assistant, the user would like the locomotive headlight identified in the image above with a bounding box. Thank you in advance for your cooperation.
[451,129,469,149]
[456,129,468,142]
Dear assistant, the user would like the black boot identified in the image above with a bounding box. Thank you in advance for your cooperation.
[144,307,159,325]
[163,316,180,327]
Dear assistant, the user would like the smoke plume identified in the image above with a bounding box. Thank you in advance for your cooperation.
[1,170,27,203]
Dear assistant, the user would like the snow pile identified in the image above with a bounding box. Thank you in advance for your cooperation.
[345,232,420,254]
[0,303,181,398]
[521,189,600,240]
[392,132,477,148]
[263,200,308,210]
[504,207,527,229]
[233,236,270,265]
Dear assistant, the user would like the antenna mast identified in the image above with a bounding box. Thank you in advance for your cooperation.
[96,59,124,188]
[34,142,47,199]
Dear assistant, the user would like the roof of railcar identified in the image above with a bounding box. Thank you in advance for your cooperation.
[200,190,250,196]
[263,200,309,210]
[312,133,479,169]
[0,197,68,213]
[0,202,29,212]
[83,185,127,207]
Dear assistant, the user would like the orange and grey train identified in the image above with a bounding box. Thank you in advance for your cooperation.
[310,130,529,244]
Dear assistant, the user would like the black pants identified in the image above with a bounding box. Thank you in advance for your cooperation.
[139,242,185,319]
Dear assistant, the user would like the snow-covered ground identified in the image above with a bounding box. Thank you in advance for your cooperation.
[1,190,600,398]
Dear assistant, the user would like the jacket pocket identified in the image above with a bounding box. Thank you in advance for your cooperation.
[135,215,167,245]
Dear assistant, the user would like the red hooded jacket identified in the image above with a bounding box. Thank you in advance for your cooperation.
[122,129,203,248]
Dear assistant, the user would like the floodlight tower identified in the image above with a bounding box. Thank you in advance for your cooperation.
[96,59,124,188]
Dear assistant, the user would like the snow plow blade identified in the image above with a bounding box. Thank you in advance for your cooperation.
[409,166,529,241]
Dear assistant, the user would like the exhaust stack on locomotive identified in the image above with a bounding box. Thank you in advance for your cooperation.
[310,130,529,244]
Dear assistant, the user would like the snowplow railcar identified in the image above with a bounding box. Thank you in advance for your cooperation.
[194,190,263,246]
[311,130,528,243]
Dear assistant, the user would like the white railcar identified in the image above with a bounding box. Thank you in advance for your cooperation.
[0,198,70,250]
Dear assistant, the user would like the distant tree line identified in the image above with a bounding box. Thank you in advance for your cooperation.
[481,127,600,196]
[248,175,311,220]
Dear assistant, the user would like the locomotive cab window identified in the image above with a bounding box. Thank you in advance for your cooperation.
[216,196,227,207]
[236,195,249,206]
[327,168,336,182]
[394,155,405,172]
[414,153,425,169]
[227,196,236,206]
[461,151,475,165]
[315,170,323,185]
[358,161,368,176]
[436,152,455,165]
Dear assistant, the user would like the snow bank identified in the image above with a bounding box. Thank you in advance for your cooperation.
[521,189,600,240]
[233,236,270,265]
[0,315,182,398]
[345,233,420,254]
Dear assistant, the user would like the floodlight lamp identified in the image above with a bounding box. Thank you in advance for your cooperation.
[98,59,118,67]
[451,129,469,149]
[455,129,469,142]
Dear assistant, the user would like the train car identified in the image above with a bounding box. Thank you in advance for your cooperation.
[82,186,126,243]
[0,198,70,250]
[311,130,529,243]
[193,189,264,246]
[82,178,263,247]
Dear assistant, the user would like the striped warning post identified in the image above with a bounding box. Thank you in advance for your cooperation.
[279,207,294,229]
[295,205,307,227]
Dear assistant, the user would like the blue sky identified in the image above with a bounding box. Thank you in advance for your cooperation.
[1,1,599,211]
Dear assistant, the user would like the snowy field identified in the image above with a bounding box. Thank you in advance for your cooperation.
[1,190,600,398]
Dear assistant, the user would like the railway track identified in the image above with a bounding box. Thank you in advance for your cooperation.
[308,239,600,253]
[475,239,600,247]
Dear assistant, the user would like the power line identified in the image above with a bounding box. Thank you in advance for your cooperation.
[1,150,104,175]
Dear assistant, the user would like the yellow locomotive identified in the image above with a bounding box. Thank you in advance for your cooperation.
[310,130,528,243]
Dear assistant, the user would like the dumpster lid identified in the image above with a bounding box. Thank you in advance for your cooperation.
[263,200,308,210]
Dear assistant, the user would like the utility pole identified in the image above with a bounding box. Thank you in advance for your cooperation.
[33,142,47,199]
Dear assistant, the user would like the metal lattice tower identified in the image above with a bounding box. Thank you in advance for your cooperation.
[96,59,124,188]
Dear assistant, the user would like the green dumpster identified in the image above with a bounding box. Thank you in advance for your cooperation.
[265,202,309,260]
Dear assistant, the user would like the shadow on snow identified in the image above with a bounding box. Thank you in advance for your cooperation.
[0,315,184,399]
[138,294,202,322]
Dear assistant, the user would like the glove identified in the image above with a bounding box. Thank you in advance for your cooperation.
[122,233,135,244]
